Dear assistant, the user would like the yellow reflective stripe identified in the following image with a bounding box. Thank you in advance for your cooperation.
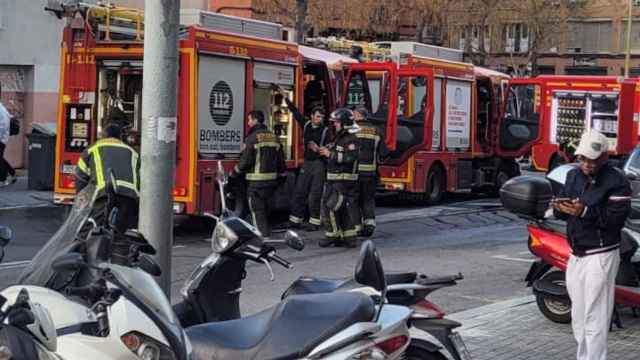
[309,217,321,226]
[246,173,278,181]
[116,180,139,195]
[343,228,359,237]
[326,211,340,237]
[131,152,139,191]
[289,215,303,224]
[77,158,89,175]
[248,197,258,231]
[91,147,105,190]
[253,145,261,176]
[327,173,358,181]
[356,133,380,141]
[255,142,280,148]
[358,163,376,172]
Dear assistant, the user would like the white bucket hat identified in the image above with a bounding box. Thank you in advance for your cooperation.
[575,129,609,160]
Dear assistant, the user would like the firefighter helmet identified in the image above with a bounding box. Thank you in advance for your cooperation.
[330,108,356,130]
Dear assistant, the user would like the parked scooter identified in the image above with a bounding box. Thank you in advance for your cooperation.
[500,163,640,326]
[175,161,423,359]
[0,226,61,360]
[1,178,193,359]
[282,270,471,360]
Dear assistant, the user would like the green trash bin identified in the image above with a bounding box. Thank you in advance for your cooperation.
[27,131,56,190]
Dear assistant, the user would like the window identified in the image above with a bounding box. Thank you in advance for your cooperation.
[568,21,613,53]
[620,19,640,52]
[504,24,529,53]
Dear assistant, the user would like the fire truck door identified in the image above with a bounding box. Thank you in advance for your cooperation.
[342,63,398,150]
[496,79,542,157]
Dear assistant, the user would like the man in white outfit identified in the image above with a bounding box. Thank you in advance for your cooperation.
[0,82,17,187]
[553,130,631,360]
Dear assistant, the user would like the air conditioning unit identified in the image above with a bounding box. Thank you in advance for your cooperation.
[180,9,283,41]
[372,41,463,62]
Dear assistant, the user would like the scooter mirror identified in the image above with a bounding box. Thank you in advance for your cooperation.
[138,254,162,277]
[354,240,386,292]
[284,230,305,251]
[51,253,87,272]
[0,226,12,248]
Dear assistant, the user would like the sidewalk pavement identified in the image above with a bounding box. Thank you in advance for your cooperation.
[450,296,640,360]
[0,174,53,210]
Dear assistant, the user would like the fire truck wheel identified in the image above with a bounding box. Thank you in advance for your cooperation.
[425,165,446,205]
[490,162,519,197]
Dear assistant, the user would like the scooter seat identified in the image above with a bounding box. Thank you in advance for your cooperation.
[281,272,416,299]
[542,219,567,235]
[187,292,375,360]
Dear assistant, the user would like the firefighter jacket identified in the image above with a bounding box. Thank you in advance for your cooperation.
[326,130,360,183]
[235,123,286,182]
[285,97,328,161]
[356,122,389,177]
[75,138,140,199]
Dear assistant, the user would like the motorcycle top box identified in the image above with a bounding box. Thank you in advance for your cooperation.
[500,176,553,219]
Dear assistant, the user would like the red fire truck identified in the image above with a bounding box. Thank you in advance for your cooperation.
[53,5,344,215]
[342,55,539,203]
[512,76,640,172]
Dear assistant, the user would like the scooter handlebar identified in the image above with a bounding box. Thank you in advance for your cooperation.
[268,253,292,269]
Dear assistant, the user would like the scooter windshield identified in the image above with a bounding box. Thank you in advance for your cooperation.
[17,184,98,287]
[107,264,177,325]
[106,264,189,360]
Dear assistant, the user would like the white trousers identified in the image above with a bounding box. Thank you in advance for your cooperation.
[566,249,620,360]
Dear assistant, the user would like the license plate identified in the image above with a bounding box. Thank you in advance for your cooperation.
[450,332,473,360]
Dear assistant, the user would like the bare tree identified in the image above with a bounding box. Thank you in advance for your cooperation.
[411,0,452,45]
[508,0,588,76]
[255,0,404,42]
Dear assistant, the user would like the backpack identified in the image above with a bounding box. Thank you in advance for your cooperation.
[9,118,19,136]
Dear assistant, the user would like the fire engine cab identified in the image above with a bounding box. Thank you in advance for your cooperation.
[513,76,640,171]
[341,48,538,202]
[53,4,349,215]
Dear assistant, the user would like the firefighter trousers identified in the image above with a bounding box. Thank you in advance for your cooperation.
[357,175,377,236]
[322,181,359,243]
[247,181,278,237]
[289,160,325,226]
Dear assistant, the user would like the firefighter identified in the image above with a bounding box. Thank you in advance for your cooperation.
[75,122,139,265]
[353,106,389,237]
[275,85,329,232]
[231,110,286,238]
[319,108,360,248]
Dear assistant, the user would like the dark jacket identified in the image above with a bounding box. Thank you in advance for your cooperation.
[75,138,139,199]
[356,121,389,177]
[554,164,631,256]
[235,123,286,184]
[326,130,359,184]
[285,97,328,162]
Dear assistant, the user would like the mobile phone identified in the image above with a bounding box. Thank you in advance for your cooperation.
[552,197,572,203]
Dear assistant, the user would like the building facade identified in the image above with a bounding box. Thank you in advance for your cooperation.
[0,0,65,168]
[446,0,640,76]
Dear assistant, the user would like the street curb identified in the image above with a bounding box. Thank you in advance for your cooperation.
[449,295,536,328]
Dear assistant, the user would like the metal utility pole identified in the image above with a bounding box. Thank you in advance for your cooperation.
[625,0,633,77]
[139,0,180,295]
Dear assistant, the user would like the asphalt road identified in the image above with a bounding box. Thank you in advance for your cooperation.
[0,192,535,318]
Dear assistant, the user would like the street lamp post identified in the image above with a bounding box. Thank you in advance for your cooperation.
[139,0,180,295]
